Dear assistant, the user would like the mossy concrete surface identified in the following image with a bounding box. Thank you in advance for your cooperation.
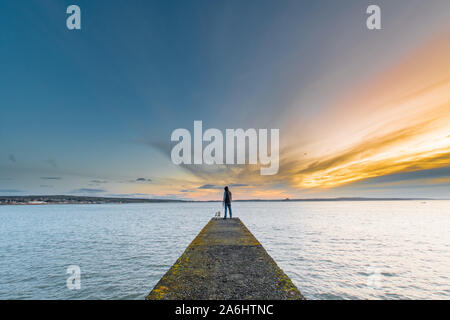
[147,218,305,300]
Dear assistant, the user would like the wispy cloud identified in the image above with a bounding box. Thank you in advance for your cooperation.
[40,177,62,180]
[136,178,152,182]
[90,180,108,184]
[8,154,16,163]
[198,184,223,190]
[71,188,106,194]
[198,183,249,190]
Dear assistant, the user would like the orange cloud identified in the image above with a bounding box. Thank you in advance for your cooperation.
[283,31,450,189]
[136,31,450,200]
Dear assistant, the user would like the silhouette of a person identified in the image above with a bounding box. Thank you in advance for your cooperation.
[223,186,232,219]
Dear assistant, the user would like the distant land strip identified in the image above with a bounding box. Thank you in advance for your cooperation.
[0,195,437,205]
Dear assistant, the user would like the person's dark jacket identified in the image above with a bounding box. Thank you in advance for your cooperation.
[223,190,232,204]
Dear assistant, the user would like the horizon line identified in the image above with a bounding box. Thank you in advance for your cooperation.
[1,194,447,203]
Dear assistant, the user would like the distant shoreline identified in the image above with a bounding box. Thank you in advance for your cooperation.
[0,195,439,205]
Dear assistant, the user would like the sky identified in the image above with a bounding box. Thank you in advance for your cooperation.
[0,0,449,200]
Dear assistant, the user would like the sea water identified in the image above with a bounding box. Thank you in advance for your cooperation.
[0,201,448,299]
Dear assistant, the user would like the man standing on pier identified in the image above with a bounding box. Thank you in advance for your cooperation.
[223,186,232,219]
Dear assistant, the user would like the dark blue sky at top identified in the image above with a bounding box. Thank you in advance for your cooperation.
[1,0,392,142]
[1,0,360,177]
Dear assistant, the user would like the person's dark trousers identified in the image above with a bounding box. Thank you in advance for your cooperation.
[224,203,232,218]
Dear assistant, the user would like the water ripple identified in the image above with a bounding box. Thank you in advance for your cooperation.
[0,201,449,300]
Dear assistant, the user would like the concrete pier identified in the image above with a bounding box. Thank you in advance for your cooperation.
[147,218,304,300]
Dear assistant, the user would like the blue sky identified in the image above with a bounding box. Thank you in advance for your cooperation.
[1,0,449,199]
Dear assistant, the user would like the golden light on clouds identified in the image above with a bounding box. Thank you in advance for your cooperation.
[133,31,450,200]
[286,31,450,189]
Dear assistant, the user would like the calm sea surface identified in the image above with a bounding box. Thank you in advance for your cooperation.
[0,201,449,300]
